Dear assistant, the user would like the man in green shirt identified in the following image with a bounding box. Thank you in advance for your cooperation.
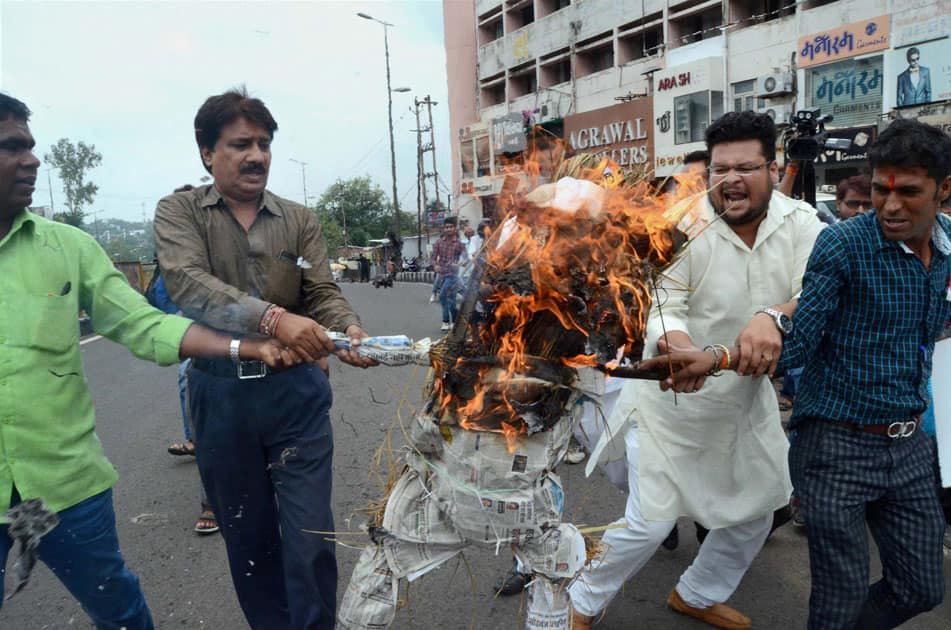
[0,93,290,629]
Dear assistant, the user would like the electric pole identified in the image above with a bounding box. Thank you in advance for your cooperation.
[415,95,439,252]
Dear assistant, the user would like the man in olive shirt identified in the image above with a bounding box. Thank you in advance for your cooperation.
[154,89,373,630]
[0,94,288,629]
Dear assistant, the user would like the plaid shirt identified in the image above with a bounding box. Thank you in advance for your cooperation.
[781,211,951,428]
[431,234,465,279]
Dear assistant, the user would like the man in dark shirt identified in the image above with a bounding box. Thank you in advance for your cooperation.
[154,89,373,630]
[431,216,466,331]
[644,119,951,629]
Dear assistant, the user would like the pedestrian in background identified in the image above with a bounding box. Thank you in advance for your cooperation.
[0,92,289,629]
[154,88,375,630]
[835,174,872,220]
[431,216,466,331]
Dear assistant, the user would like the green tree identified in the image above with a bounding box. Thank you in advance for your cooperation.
[314,176,389,243]
[314,211,344,255]
[45,138,102,227]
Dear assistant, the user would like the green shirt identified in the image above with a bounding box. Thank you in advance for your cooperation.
[0,210,192,515]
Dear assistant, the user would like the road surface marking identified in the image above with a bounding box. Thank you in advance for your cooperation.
[80,335,103,346]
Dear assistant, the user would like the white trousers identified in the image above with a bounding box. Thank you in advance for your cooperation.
[569,424,772,616]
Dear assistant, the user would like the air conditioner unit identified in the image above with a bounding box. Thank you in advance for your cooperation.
[764,104,794,125]
[756,72,794,97]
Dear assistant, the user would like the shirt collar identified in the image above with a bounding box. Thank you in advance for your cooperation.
[199,184,283,217]
[870,210,951,257]
[0,208,37,248]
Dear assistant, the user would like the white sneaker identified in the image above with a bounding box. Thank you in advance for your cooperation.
[440,322,451,331]
[429,294,436,303]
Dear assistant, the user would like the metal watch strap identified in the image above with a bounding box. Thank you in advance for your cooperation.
[229,338,241,364]
[757,307,787,334]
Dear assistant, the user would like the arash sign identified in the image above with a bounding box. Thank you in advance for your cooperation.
[564,101,653,168]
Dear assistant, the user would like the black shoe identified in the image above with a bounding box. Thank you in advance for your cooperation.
[661,525,679,551]
[767,504,793,539]
[494,569,530,596]
[695,522,709,545]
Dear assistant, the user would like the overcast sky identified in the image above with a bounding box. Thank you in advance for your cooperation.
[0,0,451,223]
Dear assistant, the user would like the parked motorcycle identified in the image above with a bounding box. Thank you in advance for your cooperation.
[402,257,420,273]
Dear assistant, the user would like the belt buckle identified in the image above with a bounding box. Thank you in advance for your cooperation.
[237,360,268,380]
[886,420,916,438]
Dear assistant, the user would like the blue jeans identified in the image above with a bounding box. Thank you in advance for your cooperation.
[178,358,192,442]
[437,274,460,324]
[0,489,154,629]
[188,363,337,630]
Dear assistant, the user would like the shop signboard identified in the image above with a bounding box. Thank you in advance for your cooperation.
[884,37,951,108]
[815,126,876,165]
[805,56,883,128]
[798,16,891,69]
[651,58,723,177]
[492,112,527,154]
[563,100,653,169]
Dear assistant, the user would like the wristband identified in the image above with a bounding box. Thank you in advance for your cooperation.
[259,305,288,337]
[703,345,723,376]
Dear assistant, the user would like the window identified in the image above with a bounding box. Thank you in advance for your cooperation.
[460,139,475,178]
[475,136,491,177]
[731,79,766,112]
[576,34,614,77]
[480,78,506,107]
[670,6,723,46]
[505,0,534,31]
[538,0,571,18]
[730,0,796,26]
[509,64,538,99]
[674,91,712,144]
[540,57,571,87]
[478,7,504,45]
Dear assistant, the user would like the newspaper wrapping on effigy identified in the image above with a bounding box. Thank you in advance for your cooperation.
[337,155,700,629]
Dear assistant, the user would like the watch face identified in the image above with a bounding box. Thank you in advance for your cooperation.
[778,314,793,334]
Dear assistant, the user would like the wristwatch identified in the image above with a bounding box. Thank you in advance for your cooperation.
[229,338,241,364]
[757,307,793,336]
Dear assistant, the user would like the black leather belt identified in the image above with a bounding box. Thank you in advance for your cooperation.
[827,417,920,439]
[192,357,272,379]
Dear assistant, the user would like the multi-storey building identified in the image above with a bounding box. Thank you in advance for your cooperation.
[443,0,950,225]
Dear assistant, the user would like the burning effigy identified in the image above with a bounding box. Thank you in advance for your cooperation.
[336,153,704,630]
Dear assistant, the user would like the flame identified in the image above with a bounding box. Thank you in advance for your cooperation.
[430,147,705,447]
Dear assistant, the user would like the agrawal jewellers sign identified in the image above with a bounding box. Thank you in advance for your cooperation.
[799,16,891,69]
[564,101,653,168]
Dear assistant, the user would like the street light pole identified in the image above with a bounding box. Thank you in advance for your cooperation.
[289,158,308,207]
[358,11,403,237]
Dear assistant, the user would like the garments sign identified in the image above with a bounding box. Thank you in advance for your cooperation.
[815,126,876,165]
[883,38,951,108]
[798,16,890,69]
[492,113,527,154]
[805,56,883,128]
[563,100,654,169]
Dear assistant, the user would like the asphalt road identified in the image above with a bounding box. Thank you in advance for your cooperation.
[2,281,949,629]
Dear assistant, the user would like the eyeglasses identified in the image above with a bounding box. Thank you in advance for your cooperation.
[843,200,871,210]
[707,161,772,178]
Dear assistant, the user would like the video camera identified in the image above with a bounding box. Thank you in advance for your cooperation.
[784,108,852,161]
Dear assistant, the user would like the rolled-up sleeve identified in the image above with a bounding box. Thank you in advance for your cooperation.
[78,233,192,365]
[299,210,361,331]
[154,194,270,334]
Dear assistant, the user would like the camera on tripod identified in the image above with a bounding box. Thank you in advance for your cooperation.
[784,108,852,161]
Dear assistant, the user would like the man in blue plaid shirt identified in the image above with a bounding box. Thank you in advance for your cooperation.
[646,119,951,628]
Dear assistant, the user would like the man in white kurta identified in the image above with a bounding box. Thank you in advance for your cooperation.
[570,111,824,630]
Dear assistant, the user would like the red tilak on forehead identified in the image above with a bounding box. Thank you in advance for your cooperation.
[888,174,896,190]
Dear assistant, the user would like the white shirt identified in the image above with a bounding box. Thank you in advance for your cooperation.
[590,191,825,528]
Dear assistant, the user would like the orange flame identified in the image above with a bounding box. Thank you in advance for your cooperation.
[432,149,705,445]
